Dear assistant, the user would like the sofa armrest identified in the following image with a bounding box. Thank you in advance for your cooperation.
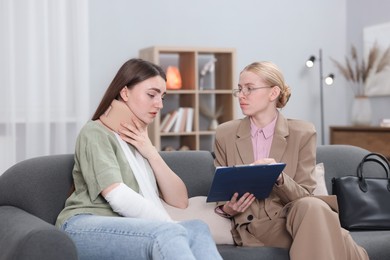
[0,206,78,260]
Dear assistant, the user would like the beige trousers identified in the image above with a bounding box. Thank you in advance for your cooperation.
[242,197,369,260]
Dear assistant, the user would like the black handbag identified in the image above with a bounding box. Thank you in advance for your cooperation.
[332,152,390,230]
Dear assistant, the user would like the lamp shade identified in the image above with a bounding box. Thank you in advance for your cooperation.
[306,56,316,68]
[325,73,335,85]
[166,66,182,90]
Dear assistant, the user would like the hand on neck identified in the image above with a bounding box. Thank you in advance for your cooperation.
[124,105,147,130]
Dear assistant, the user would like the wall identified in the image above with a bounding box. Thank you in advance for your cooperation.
[346,0,390,126]
[89,0,388,145]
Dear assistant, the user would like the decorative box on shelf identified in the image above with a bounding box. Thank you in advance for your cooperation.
[380,118,390,127]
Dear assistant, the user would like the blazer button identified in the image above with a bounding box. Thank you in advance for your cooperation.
[247,215,254,221]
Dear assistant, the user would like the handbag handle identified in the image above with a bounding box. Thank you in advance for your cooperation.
[356,152,390,192]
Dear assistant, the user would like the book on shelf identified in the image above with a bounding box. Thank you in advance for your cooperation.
[161,107,194,133]
[173,108,185,133]
[173,107,193,133]
[185,107,194,132]
[160,112,172,131]
[161,110,178,132]
[178,108,188,132]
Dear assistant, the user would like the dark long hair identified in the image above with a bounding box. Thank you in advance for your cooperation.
[92,58,166,120]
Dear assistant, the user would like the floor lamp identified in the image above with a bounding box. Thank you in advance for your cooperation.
[306,49,334,145]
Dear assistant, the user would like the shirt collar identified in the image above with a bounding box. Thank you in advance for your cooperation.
[250,113,278,139]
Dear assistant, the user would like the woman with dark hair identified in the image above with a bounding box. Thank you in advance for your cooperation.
[213,61,368,260]
[56,58,222,259]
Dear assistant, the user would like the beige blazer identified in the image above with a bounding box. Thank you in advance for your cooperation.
[213,113,337,245]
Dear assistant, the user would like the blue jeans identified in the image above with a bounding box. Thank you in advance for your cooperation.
[61,214,222,260]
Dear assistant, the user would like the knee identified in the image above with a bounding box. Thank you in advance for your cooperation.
[155,222,188,238]
[287,197,338,231]
[150,222,190,250]
[292,197,330,213]
[180,219,211,233]
[187,219,210,231]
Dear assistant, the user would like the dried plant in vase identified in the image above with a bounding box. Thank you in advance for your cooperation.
[330,42,390,97]
[199,58,217,89]
[199,100,224,130]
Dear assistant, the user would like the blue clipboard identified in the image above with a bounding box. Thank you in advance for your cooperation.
[206,163,286,203]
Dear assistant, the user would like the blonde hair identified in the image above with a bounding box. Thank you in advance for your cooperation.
[241,61,291,108]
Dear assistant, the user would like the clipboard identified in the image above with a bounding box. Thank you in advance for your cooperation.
[206,163,286,202]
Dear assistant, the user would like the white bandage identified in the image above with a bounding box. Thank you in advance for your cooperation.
[104,183,172,222]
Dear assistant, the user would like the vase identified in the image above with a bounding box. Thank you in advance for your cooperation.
[208,118,219,131]
[351,96,372,126]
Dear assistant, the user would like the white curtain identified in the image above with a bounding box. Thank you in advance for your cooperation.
[0,0,90,174]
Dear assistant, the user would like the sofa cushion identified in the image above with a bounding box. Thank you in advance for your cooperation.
[313,163,328,196]
[316,145,387,194]
[160,151,215,197]
[351,230,390,260]
[217,244,289,260]
[316,145,369,193]
[163,196,234,245]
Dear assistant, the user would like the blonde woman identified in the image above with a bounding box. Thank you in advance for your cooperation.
[213,61,368,260]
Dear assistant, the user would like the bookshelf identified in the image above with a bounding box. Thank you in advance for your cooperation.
[139,46,236,151]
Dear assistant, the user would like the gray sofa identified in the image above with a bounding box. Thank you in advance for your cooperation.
[1,145,389,260]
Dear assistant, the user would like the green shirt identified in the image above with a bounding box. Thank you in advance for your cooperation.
[55,121,155,228]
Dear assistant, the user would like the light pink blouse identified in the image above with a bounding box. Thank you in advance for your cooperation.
[250,114,278,161]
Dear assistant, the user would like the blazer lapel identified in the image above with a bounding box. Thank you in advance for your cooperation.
[269,113,289,162]
[235,114,289,164]
[235,117,254,165]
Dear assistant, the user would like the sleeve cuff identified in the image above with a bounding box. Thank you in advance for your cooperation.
[214,205,232,219]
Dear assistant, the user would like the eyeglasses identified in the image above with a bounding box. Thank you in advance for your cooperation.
[232,86,272,97]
